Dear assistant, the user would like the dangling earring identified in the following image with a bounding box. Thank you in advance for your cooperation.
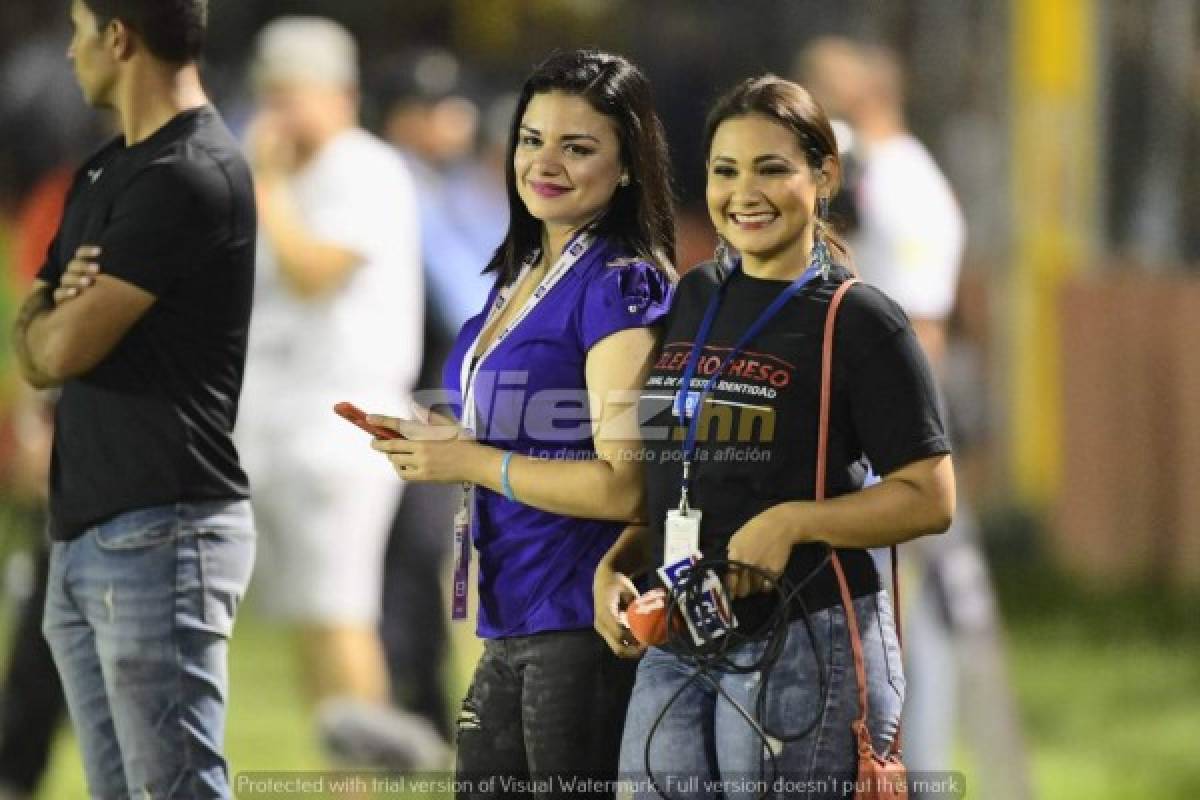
[810,235,832,280]
[814,196,832,279]
[714,235,733,272]
[618,172,631,187]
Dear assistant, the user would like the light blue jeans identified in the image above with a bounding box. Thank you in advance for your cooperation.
[618,591,904,800]
[43,499,255,799]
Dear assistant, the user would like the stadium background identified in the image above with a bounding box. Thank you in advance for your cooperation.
[0,1,1197,797]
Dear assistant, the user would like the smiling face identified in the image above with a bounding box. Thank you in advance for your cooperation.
[513,90,624,235]
[67,0,119,107]
[706,113,832,275]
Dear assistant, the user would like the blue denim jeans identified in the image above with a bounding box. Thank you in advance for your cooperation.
[42,499,255,800]
[618,591,904,800]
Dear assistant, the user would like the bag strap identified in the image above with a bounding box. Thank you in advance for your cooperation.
[817,278,903,759]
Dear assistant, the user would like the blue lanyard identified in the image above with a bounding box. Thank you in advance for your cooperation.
[674,259,824,507]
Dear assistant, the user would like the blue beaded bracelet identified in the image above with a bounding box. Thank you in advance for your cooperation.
[501,451,517,502]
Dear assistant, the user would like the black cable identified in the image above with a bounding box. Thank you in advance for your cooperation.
[641,548,838,800]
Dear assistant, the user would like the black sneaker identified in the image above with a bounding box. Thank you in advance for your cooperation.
[317,698,452,771]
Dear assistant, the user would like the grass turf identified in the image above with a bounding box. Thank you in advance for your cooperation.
[7,559,1199,799]
[992,563,1200,800]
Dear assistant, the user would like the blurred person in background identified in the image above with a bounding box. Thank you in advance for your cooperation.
[235,16,446,771]
[442,93,515,274]
[10,0,257,794]
[0,394,57,800]
[372,49,497,741]
[368,49,675,797]
[0,33,110,798]
[0,27,102,223]
[799,36,1032,800]
[377,47,495,338]
[0,143,73,800]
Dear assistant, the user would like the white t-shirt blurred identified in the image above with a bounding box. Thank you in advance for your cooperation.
[239,127,422,471]
[850,133,964,321]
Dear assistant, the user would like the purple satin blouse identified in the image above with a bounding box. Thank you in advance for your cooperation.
[443,237,672,638]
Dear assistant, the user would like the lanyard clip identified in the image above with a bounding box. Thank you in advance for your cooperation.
[678,460,692,514]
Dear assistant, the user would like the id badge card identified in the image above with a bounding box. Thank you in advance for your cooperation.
[664,508,702,566]
[450,495,472,621]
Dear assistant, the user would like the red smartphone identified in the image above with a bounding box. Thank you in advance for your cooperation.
[333,402,403,440]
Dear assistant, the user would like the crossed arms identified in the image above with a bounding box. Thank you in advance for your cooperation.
[12,245,156,389]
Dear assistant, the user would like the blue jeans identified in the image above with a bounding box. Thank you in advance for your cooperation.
[618,591,904,800]
[43,499,255,800]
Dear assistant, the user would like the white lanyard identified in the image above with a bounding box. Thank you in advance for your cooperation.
[448,232,594,621]
[457,232,593,436]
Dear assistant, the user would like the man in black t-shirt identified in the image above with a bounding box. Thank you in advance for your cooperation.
[10,2,255,797]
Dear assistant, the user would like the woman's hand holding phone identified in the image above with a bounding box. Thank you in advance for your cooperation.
[333,401,404,440]
[337,402,480,484]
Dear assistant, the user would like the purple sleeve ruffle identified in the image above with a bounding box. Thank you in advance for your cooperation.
[578,260,674,351]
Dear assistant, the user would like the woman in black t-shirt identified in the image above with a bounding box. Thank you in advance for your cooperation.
[594,76,955,796]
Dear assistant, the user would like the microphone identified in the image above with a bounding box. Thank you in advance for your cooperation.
[623,588,673,647]
[623,555,739,649]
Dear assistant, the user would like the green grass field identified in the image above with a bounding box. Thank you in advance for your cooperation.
[27,601,484,800]
[6,547,1199,799]
[991,564,1200,800]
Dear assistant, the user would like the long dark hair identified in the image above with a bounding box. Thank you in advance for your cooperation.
[487,49,675,285]
[704,74,850,264]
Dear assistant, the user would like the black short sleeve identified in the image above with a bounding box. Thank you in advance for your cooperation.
[40,107,256,540]
[846,320,951,476]
[36,230,67,286]
[35,169,91,287]
[96,159,226,296]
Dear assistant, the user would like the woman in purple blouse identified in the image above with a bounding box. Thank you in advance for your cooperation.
[369,50,675,795]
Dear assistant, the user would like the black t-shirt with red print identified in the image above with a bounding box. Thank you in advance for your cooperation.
[638,261,950,628]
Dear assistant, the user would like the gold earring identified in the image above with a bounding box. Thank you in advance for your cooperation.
[618,173,630,187]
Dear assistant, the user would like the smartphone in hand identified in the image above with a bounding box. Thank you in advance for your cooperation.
[333,402,403,440]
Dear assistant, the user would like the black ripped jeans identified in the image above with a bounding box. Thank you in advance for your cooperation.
[455,629,636,800]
